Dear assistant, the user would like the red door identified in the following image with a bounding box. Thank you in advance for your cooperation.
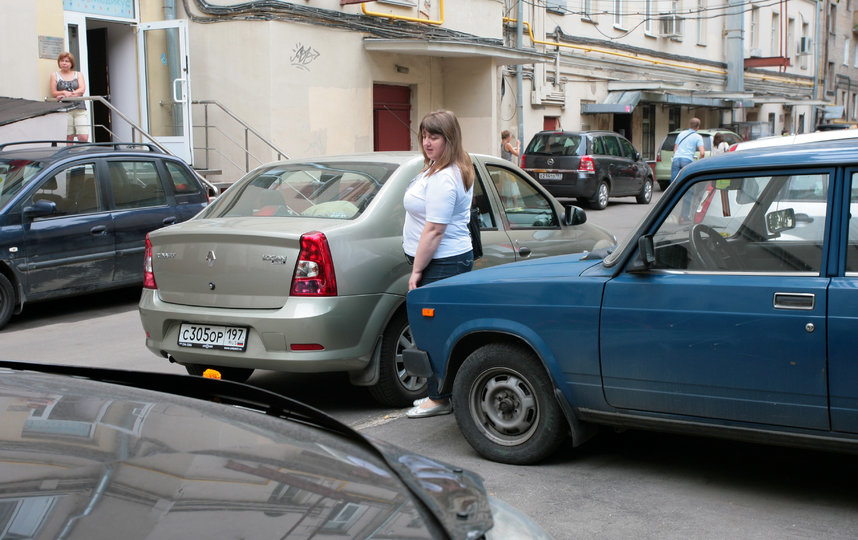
[374,84,411,151]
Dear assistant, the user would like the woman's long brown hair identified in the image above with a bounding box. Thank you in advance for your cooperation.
[419,110,474,191]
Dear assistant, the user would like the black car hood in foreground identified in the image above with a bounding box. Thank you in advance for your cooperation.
[0,361,493,539]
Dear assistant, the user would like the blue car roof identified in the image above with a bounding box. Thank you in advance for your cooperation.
[677,138,858,181]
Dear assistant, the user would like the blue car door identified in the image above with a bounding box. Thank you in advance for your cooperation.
[22,162,115,298]
[106,159,178,283]
[600,170,832,429]
[828,167,858,433]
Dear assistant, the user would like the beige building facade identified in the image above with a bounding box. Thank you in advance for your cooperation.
[0,0,838,183]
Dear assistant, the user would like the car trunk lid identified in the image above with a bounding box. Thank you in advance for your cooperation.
[148,217,342,308]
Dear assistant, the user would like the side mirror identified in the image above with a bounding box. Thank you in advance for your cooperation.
[766,208,796,233]
[23,199,57,218]
[563,204,587,226]
[627,234,656,272]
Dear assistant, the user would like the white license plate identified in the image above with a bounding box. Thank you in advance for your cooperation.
[178,323,248,351]
[539,173,563,180]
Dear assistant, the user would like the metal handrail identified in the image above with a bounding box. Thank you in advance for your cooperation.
[52,96,173,154]
[193,99,289,175]
[48,96,220,194]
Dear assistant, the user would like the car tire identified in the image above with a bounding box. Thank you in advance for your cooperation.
[636,177,653,204]
[658,180,670,191]
[368,311,427,407]
[185,364,254,383]
[452,343,567,465]
[588,181,609,210]
[0,273,14,330]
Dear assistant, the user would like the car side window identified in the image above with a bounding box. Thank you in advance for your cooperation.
[846,172,858,273]
[32,163,101,216]
[650,174,827,273]
[602,136,622,157]
[618,138,637,159]
[472,172,496,229]
[108,161,167,209]
[486,165,557,229]
[591,137,605,155]
[164,162,201,195]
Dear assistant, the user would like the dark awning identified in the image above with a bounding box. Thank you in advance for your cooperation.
[582,90,749,114]
[581,91,641,114]
[0,97,70,127]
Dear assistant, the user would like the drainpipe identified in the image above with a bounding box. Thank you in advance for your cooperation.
[812,0,821,127]
[516,0,524,151]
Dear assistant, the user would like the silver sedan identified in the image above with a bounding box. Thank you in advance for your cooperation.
[139,152,616,406]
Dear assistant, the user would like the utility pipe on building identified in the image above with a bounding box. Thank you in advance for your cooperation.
[516,0,524,149]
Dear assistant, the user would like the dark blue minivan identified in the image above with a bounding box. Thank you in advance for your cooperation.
[0,142,211,329]
[404,139,858,464]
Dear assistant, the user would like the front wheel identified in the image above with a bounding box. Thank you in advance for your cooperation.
[452,343,567,464]
[368,311,427,407]
[185,364,254,383]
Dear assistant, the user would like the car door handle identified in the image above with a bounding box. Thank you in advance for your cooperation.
[773,292,815,310]
[90,225,107,236]
[162,216,177,225]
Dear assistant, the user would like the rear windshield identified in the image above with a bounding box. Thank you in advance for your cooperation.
[206,161,398,219]
[524,134,586,156]
[0,159,46,209]
[660,134,677,151]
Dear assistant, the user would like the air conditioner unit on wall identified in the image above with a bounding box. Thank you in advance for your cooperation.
[797,36,812,55]
[659,14,683,38]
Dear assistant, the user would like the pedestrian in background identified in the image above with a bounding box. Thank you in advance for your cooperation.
[671,117,704,183]
[50,52,89,142]
[712,132,729,155]
[501,130,520,162]
[403,109,474,418]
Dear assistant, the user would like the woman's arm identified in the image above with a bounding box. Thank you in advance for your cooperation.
[408,221,447,290]
[49,73,63,99]
[75,72,86,96]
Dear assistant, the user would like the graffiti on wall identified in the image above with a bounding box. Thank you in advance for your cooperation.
[291,43,320,71]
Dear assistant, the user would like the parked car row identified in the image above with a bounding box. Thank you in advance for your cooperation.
[138,152,616,407]
[0,141,212,329]
[403,139,858,464]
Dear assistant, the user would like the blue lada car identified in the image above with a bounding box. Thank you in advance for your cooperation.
[404,139,858,464]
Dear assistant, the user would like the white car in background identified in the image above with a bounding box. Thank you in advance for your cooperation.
[730,128,858,152]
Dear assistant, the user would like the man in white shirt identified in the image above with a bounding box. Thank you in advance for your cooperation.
[671,117,705,184]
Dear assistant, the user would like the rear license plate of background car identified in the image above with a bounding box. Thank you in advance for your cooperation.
[539,173,562,180]
[178,323,248,351]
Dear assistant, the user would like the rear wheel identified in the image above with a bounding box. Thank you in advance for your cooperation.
[588,181,609,210]
[185,364,254,383]
[636,177,653,204]
[452,343,567,464]
[368,311,427,407]
[0,273,14,330]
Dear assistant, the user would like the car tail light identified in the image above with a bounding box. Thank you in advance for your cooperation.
[728,143,738,152]
[656,153,662,162]
[143,234,157,290]
[578,155,596,172]
[291,231,337,296]
[520,154,526,168]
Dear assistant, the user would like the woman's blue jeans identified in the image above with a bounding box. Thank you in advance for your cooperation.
[406,251,473,400]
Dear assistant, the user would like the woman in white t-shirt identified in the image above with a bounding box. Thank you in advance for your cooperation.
[712,132,730,155]
[403,110,474,418]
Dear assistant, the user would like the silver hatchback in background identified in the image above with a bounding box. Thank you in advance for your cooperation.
[139,152,615,407]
